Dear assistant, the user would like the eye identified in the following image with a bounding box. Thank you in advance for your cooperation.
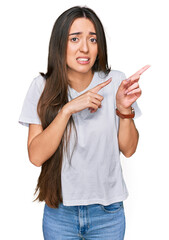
[71,37,79,42]
[90,38,97,43]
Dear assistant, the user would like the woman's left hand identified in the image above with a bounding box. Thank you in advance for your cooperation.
[116,65,150,113]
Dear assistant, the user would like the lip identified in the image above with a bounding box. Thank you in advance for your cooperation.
[76,57,90,64]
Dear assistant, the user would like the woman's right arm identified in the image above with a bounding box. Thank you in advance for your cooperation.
[28,106,71,167]
[27,78,111,167]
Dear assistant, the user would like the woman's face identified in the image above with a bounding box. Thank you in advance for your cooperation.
[66,18,98,76]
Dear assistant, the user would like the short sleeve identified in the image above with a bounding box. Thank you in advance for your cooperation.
[18,75,45,127]
[120,72,142,119]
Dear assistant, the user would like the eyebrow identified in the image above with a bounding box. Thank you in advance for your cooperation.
[69,32,96,36]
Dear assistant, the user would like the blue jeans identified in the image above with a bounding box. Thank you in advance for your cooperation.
[43,201,126,240]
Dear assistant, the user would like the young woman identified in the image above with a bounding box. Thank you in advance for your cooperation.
[19,6,150,240]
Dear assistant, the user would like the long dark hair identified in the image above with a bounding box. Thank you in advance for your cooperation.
[34,6,111,208]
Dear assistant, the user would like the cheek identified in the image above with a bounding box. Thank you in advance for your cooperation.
[67,44,78,60]
[93,46,98,57]
[66,47,74,64]
[66,46,71,57]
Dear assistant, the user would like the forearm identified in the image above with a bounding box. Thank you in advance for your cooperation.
[118,118,139,157]
[28,105,71,167]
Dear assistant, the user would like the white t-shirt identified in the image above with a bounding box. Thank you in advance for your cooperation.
[18,70,142,206]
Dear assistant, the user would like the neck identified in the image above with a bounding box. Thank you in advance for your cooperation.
[67,70,94,93]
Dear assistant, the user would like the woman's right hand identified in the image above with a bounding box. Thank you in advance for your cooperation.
[64,78,112,115]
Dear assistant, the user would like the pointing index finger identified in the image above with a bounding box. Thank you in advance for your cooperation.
[91,78,112,93]
[130,65,151,78]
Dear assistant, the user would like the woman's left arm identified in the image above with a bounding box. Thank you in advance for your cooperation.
[118,114,139,158]
[116,65,150,157]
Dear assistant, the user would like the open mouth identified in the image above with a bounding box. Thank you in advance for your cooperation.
[76,57,90,64]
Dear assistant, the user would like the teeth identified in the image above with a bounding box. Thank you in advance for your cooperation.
[77,58,89,61]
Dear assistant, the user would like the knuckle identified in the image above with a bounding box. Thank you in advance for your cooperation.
[93,104,98,109]
[97,94,103,100]
[87,98,91,104]
[122,80,126,85]
[88,94,93,100]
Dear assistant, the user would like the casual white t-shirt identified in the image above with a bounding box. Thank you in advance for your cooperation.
[18,70,142,206]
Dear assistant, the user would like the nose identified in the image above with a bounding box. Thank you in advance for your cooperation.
[80,39,89,53]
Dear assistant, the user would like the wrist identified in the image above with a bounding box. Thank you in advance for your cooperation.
[61,104,72,118]
[116,107,135,119]
[116,106,132,115]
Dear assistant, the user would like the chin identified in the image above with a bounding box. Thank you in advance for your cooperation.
[77,64,95,73]
[78,69,93,75]
[68,66,93,75]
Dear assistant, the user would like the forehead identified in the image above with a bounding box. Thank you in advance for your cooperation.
[69,18,96,33]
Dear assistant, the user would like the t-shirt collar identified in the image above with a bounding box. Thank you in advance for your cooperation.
[68,72,97,99]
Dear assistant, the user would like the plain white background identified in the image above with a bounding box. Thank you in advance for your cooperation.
[1,0,169,239]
